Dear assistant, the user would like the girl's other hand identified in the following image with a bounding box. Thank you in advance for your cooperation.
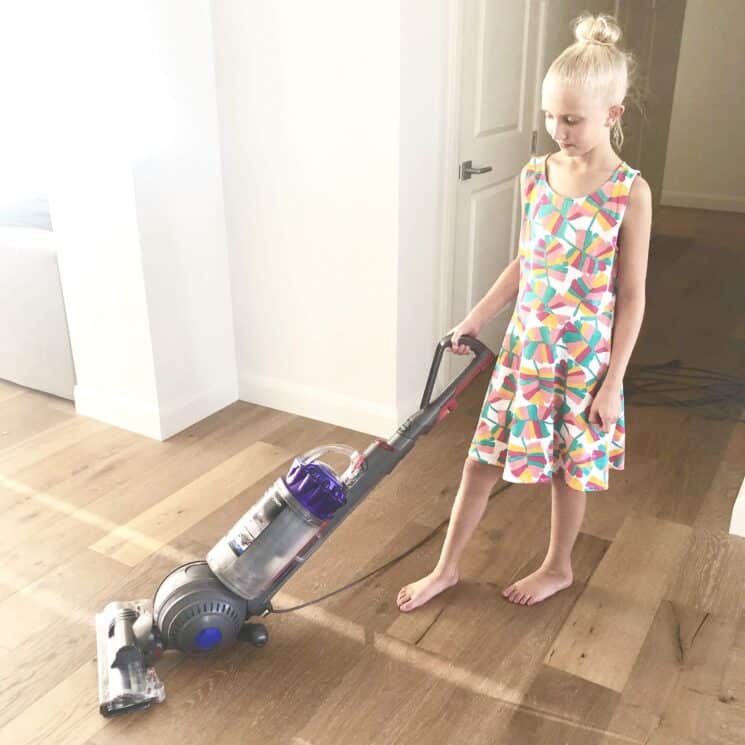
[448,314,483,355]
[588,384,622,434]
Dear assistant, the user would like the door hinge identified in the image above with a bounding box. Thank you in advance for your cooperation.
[531,130,538,154]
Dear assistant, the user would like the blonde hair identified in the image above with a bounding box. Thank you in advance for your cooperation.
[545,13,643,153]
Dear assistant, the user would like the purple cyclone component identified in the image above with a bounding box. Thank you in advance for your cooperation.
[283,457,347,520]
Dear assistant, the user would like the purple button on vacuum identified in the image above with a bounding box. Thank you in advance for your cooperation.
[283,457,347,520]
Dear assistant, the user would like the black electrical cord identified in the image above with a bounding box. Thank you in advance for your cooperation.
[268,359,745,614]
[268,480,514,613]
[622,359,745,423]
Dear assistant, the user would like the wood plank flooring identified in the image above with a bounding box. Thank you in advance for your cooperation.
[1,206,744,744]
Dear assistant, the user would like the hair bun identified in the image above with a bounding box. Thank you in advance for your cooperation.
[573,13,622,46]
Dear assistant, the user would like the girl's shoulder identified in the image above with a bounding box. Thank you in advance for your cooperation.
[617,162,644,199]
[519,155,550,199]
[521,154,544,183]
[625,173,652,210]
[621,159,642,178]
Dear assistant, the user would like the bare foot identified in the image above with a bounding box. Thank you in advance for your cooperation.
[501,565,573,605]
[397,570,459,612]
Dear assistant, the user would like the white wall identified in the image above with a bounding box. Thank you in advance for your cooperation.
[662,0,745,213]
[398,0,450,420]
[11,0,453,442]
[45,0,238,440]
[212,1,450,438]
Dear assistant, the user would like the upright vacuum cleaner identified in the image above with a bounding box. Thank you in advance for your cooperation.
[95,333,495,717]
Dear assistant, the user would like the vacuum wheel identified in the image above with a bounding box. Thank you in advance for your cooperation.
[238,623,269,647]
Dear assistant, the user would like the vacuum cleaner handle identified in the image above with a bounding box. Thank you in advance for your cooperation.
[242,332,498,618]
[419,332,495,410]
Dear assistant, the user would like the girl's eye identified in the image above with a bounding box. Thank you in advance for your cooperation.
[543,112,579,125]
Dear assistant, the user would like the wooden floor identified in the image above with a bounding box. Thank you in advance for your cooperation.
[1,206,745,744]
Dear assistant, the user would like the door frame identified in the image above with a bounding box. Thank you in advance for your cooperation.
[435,0,549,388]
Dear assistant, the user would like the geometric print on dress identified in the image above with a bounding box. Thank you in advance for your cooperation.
[469,153,640,491]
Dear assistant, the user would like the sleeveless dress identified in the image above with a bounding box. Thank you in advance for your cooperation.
[468,152,641,491]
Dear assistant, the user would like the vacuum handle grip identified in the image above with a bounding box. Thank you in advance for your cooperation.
[419,333,494,410]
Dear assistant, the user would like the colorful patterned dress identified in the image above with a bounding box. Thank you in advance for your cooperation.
[468,152,641,491]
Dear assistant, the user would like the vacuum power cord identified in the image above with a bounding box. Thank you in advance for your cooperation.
[622,359,745,423]
[268,481,514,613]
[268,359,745,614]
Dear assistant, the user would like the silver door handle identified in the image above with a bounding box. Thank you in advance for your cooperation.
[460,160,493,181]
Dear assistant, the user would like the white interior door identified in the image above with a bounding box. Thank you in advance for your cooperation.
[445,0,541,382]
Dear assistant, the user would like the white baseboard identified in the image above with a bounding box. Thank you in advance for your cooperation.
[158,379,239,440]
[729,476,745,538]
[74,378,239,441]
[74,383,161,439]
[76,372,410,443]
[660,190,745,214]
[239,371,401,440]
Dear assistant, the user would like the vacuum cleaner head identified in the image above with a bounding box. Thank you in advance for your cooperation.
[96,562,253,717]
[95,599,166,717]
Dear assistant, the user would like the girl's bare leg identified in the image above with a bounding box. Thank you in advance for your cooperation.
[502,469,585,605]
[397,456,499,612]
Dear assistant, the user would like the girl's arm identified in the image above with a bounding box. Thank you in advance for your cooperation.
[603,175,653,391]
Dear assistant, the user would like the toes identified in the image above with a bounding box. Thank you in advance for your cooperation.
[502,584,540,605]
[397,585,416,610]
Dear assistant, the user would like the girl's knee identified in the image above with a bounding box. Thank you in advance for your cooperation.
[464,455,498,478]
[551,469,585,494]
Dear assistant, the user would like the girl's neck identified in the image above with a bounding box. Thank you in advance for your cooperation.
[553,142,620,171]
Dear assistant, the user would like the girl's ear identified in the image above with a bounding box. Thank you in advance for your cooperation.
[606,103,625,127]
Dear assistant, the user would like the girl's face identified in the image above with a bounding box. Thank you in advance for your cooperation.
[541,77,623,156]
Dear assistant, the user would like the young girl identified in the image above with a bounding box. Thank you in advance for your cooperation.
[397,13,652,611]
